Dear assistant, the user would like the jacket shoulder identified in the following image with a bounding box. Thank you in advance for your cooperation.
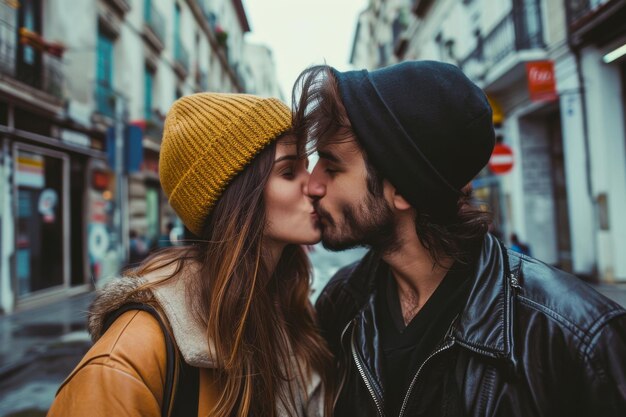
[56,310,168,408]
[512,251,626,342]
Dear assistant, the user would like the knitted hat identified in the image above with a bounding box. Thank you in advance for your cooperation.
[332,60,495,222]
[159,93,291,236]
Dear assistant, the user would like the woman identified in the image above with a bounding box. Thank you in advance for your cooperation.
[48,93,334,417]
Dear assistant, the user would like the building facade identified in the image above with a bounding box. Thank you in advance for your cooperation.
[349,0,626,282]
[241,43,283,99]
[0,0,279,313]
[563,0,626,282]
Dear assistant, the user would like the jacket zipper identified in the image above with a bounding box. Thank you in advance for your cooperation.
[350,324,386,417]
[510,273,521,289]
[334,320,353,402]
[397,339,456,417]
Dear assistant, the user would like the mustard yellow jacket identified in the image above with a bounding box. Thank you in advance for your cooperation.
[47,264,323,417]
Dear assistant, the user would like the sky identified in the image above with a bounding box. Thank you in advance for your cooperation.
[242,0,368,104]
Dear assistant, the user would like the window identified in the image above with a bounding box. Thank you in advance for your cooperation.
[21,0,38,64]
[145,67,154,121]
[16,0,42,87]
[97,31,114,87]
[144,0,151,21]
[96,29,115,117]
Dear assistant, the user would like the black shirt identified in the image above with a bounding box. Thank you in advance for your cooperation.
[376,262,472,417]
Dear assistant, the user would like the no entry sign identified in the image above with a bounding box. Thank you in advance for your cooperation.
[489,143,514,175]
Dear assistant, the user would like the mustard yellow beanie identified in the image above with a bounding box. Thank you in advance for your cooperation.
[159,92,291,236]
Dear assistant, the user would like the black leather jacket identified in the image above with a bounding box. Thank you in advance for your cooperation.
[315,234,626,417]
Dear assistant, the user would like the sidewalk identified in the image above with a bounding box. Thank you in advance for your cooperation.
[0,292,95,417]
[0,291,94,371]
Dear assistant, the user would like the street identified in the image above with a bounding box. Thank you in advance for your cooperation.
[0,292,94,417]
[0,245,625,416]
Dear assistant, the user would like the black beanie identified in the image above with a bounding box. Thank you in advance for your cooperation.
[332,60,495,222]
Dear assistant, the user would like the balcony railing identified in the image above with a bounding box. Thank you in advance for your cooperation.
[0,20,17,77]
[566,0,610,26]
[483,2,544,64]
[144,2,166,50]
[174,41,190,78]
[484,12,518,64]
[459,37,485,80]
[460,0,544,77]
[95,80,117,118]
[0,20,64,100]
[41,54,64,98]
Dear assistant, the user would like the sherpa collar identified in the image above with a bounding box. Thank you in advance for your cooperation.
[88,262,215,368]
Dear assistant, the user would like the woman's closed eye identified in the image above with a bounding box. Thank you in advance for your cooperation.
[281,166,295,178]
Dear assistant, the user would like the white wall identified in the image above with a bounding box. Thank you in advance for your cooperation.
[582,46,626,281]
[351,8,377,69]
[555,51,596,275]
[519,116,559,264]
[242,43,282,98]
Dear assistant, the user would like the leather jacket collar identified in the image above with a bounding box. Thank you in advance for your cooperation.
[342,234,518,364]
[453,233,518,360]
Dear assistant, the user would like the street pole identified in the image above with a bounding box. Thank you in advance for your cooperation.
[113,94,128,269]
[0,139,13,312]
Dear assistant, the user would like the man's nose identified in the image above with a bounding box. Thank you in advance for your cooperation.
[306,165,326,198]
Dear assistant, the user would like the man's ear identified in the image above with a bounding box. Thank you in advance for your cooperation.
[383,179,412,211]
[393,191,412,211]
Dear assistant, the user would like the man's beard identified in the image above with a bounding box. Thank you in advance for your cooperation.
[315,192,398,253]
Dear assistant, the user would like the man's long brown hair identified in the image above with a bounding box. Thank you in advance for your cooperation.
[130,139,334,417]
[293,65,491,265]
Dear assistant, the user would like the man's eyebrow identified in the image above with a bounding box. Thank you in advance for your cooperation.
[274,154,298,163]
[318,150,342,164]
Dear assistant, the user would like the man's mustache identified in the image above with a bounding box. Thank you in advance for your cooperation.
[313,201,336,227]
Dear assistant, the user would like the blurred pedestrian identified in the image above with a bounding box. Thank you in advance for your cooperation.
[154,221,175,249]
[293,60,626,416]
[48,93,334,417]
[128,230,147,264]
[510,232,532,256]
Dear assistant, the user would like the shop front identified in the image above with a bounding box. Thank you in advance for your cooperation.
[0,108,110,313]
[13,144,69,297]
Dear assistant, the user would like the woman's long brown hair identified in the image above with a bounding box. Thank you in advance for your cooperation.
[130,139,334,417]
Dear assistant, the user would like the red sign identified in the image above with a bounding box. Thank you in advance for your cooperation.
[526,61,557,102]
[92,170,110,191]
[489,143,514,175]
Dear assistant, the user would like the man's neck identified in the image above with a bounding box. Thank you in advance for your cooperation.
[381,230,453,325]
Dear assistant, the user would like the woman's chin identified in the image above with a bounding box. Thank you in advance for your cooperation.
[300,231,322,246]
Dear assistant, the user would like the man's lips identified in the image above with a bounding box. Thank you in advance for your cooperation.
[312,203,334,226]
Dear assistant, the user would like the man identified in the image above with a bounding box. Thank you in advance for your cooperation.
[294,61,626,416]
